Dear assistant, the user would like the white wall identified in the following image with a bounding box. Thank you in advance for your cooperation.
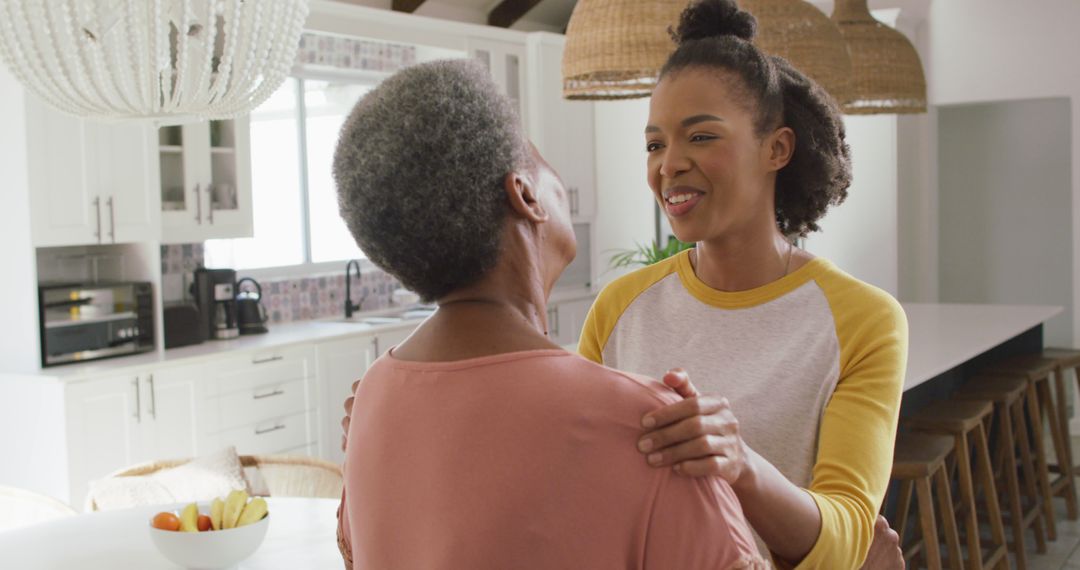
[805,116,900,296]
[924,0,1080,347]
[938,99,1074,347]
[592,98,657,290]
[0,66,42,374]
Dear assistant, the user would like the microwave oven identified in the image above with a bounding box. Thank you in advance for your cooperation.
[38,281,155,367]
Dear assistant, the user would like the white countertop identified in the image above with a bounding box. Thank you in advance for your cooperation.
[17,318,419,381]
[9,289,598,382]
[901,303,1062,391]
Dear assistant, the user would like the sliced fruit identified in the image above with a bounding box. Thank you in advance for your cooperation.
[197,514,212,532]
[210,497,224,530]
[222,489,249,529]
[152,511,181,531]
[179,502,199,533]
[235,497,268,527]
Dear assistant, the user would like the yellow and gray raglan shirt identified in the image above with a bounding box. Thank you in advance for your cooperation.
[579,251,907,569]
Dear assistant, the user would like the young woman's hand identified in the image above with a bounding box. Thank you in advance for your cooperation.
[637,368,752,484]
[341,379,360,452]
[859,515,903,569]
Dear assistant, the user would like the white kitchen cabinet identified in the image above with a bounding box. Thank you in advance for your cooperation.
[316,333,378,463]
[64,373,144,508]
[26,97,160,247]
[526,33,597,222]
[140,364,208,462]
[202,344,319,458]
[315,326,417,463]
[159,118,254,244]
[548,296,595,348]
[467,37,527,123]
[63,362,205,508]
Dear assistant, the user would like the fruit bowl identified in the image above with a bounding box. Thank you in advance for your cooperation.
[148,502,269,570]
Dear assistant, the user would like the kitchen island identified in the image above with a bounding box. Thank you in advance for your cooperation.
[899,302,1063,412]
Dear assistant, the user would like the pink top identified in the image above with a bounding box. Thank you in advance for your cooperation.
[339,349,764,569]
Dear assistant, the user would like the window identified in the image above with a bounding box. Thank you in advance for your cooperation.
[204,76,378,272]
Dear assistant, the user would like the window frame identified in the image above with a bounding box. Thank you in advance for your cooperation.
[208,67,392,280]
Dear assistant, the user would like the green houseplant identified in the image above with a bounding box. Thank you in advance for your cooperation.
[609,235,695,269]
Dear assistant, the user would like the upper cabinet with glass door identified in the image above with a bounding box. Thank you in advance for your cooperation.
[466,37,527,125]
[158,118,254,244]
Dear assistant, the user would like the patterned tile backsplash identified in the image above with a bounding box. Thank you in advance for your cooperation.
[161,244,402,325]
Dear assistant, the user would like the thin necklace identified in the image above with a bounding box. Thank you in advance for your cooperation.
[783,239,794,277]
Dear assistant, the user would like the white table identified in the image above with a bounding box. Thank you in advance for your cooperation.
[902,303,1063,391]
[0,497,343,569]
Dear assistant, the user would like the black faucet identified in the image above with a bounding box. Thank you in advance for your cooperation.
[345,260,364,318]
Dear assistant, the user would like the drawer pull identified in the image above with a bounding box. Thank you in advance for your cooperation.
[252,355,283,365]
[255,423,286,435]
[253,389,285,400]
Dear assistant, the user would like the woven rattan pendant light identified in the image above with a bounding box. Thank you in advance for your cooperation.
[738,0,853,104]
[832,0,927,114]
[562,0,686,100]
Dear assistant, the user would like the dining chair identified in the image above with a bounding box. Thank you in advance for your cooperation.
[0,486,77,533]
[86,455,343,512]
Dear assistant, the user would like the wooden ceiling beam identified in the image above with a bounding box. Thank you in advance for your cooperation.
[392,0,427,13]
[488,0,545,28]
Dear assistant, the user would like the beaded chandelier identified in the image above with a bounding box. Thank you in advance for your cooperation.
[0,0,309,121]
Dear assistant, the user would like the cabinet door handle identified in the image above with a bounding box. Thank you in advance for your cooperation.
[552,307,560,337]
[569,188,578,216]
[194,183,202,224]
[253,389,285,400]
[93,197,102,243]
[106,196,115,243]
[255,423,286,435]
[205,184,214,224]
[148,374,156,419]
[133,378,141,423]
[252,355,283,365]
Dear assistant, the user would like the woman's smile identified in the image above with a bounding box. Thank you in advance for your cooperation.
[663,186,706,217]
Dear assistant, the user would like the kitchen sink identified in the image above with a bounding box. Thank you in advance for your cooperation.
[329,307,435,325]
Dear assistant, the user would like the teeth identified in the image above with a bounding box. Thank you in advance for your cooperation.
[667,194,696,205]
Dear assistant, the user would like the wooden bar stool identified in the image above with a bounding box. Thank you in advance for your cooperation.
[889,432,964,570]
[1041,347,1080,508]
[955,375,1049,570]
[984,354,1069,534]
[904,400,1008,570]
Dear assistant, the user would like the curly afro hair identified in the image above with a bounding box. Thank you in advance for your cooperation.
[661,0,852,237]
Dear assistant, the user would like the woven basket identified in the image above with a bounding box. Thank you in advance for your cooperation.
[832,0,927,114]
[562,0,689,100]
[738,0,853,105]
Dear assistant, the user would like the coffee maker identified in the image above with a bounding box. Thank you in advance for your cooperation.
[193,268,239,340]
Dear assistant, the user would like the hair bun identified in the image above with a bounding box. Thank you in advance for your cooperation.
[672,0,757,44]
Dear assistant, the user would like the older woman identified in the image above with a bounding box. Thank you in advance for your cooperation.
[332,60,763,569]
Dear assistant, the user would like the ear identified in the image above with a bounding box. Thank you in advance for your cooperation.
[503,170,549,224]
[765,126,795,172]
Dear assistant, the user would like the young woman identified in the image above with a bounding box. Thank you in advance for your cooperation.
[578,1,908,568]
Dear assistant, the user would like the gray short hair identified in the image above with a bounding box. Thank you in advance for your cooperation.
[333,59,530,302]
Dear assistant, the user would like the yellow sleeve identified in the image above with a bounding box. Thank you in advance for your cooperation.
[578,257,681,365]
[577,299,606,364]
[792,278,908,569]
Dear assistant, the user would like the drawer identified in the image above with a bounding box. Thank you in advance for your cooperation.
[213,411,313,456]
[206,345,316,398]
[211,377,312,432]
